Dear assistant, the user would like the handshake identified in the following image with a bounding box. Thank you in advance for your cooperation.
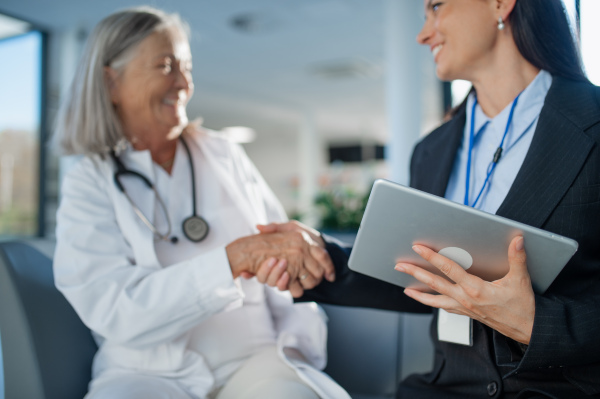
[225,221,335,297]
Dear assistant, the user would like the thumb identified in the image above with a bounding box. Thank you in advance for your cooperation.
[256,223,279,234]
[239,271,255,279]
[507,236,528,277]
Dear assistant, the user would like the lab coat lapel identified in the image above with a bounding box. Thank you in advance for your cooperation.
[495,78,598,228]
[117,149,161,267]
[230,144,269,224]
[191,130,260,229]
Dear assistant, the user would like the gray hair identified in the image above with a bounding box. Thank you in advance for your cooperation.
[54,6,189,156]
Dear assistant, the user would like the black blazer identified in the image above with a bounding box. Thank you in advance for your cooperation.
[302,77,600,399]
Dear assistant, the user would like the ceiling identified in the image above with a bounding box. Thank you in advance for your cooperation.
[0,0,421,145]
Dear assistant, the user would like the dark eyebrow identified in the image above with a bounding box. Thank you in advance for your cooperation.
[426,0,433,9]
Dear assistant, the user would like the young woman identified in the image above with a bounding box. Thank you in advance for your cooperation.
[259,0,600,397]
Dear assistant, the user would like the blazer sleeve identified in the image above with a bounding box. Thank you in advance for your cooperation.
[492,281,600,394]
[298,235,431,314]
[54,158,243,349]
[491,82,600,394]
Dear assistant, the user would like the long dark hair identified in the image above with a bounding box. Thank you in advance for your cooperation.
[511,0,588,82]
[446,0,587,119]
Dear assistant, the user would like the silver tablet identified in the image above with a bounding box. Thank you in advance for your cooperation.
[348,179,578,295]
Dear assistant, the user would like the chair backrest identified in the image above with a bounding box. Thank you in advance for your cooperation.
[321,304,434,399]
[0,241,97,399]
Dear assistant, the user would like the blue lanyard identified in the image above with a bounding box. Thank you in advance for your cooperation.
[464,93,521,207]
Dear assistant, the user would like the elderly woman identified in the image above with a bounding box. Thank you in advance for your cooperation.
[53,7,348,399]
[260,0,600,398]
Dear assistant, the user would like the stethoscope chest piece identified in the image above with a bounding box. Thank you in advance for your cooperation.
[182,215,209,242]
[112,135,211,244]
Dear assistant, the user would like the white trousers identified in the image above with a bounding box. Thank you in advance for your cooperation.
[85,346,320,399]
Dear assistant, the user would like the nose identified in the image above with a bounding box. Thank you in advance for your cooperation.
[174,65,194,93]
[416,17,433,45]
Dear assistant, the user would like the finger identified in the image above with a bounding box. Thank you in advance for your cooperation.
[254,257,277,284]
[289,280,305,298]
[256,223,279,234]
[412,245,473,286]
[300,254,323,289]
[395,262,456,296]
[297,268,320,290]
[239,271,254,279]
[403,288,467,315]
[257,222,298,234]
[309,246,335,282]
[506,236,528,277]
[277,271,291,291]
[266,259,288,287]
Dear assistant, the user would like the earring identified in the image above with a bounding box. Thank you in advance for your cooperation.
[497,17,505,31]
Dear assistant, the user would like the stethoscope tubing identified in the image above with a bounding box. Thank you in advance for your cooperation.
[110,135,201,243]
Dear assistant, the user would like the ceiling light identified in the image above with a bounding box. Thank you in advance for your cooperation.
[309,58,381,80]
[0,14,32,40]
[229,12,277,34]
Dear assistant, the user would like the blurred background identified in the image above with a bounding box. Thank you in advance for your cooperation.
[0,1,599,395]
[0,0,596,239]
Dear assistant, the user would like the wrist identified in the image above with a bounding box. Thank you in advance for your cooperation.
[226,238,246,278]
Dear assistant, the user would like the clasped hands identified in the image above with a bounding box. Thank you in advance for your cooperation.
[225,221,334,298]
[231,221,536,345]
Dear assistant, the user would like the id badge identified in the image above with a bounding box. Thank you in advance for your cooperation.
[437,309,472,346]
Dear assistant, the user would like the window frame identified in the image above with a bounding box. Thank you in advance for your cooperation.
[0,10,48,238]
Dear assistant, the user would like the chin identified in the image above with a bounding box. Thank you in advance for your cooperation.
[168,114,189,129]
[435,66,453,82]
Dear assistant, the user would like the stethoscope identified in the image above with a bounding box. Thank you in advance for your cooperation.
[110,135,210,244]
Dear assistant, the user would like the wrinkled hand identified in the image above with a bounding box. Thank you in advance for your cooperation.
[243,221,334,297]
[226,225,334,298]
[395,236,535,344]
[257,220,326,248]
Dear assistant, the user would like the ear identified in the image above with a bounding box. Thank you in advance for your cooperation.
[496,0,517,22]
[104,66,121,105]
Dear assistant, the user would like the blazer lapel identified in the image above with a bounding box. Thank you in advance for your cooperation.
[413,107,466,197]
[495,78,599,228]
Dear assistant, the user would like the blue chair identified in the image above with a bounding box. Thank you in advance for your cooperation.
[321,304,433,399]
[0,241,97,399]
[0,240,433,399]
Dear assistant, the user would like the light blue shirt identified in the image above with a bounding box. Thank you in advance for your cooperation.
[444,70,552,214]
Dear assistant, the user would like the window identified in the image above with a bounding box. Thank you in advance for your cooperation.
[580,0,600,85]
[0,15,45,237]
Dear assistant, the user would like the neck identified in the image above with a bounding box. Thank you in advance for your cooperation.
[469,37,540,118]
[127,127,182,172]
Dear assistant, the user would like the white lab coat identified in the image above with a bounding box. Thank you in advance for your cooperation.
[54,127,349,398]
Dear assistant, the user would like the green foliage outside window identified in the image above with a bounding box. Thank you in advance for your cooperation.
[314,186,370,230]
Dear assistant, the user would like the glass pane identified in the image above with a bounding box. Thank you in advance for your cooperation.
[561,0,578,39]
[0,31,42,236]
[581,0,600,85]
[450,79,471,108]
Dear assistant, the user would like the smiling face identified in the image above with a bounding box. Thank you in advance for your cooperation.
[107,26,194,145]
[417,0,500,82]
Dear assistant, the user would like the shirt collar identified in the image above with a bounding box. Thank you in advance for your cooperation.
[465,70,552,142]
